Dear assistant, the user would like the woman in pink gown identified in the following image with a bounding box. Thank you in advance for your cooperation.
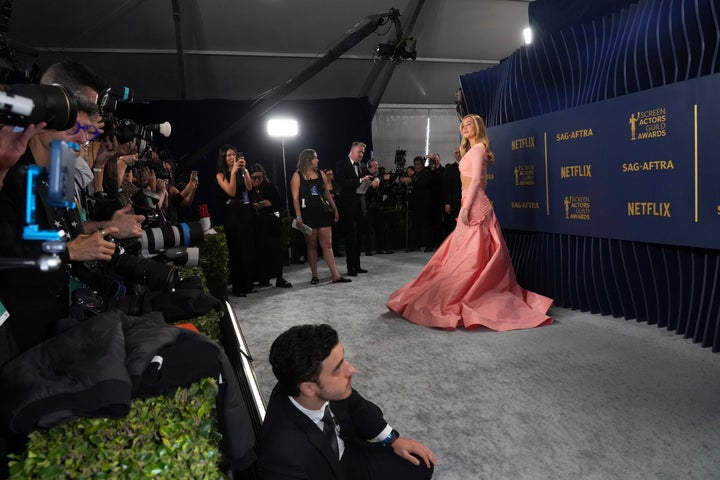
[387,114,553,331]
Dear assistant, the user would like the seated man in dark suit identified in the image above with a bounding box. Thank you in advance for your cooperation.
[258,324,435,480]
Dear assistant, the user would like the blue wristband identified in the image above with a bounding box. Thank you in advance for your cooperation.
[381,429,400,447]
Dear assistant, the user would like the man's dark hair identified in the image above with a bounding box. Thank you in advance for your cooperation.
[269,324,339,396]
[40,59,106,115]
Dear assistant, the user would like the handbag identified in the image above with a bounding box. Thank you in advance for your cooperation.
[321,197,334,214]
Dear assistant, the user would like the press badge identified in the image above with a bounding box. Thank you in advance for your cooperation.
[310,185,319,196]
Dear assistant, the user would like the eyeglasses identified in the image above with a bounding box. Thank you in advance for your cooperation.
[65,122,100,140]
[251,175,263,180]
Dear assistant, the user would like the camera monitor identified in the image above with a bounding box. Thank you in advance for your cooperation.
[47,139,78,207]
[23,140,78,242]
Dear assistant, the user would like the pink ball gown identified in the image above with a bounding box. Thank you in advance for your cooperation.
[387,143,553,331]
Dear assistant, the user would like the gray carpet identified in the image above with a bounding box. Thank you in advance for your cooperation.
[232,251,720,480]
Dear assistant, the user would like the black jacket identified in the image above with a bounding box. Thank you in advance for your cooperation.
[0,150,77,361]
[257,386,387,480]
[334,159,367,217]
[443,162,461,214]
[0,310,256,470]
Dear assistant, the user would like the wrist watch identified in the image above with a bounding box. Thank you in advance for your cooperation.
[381,429,400,447]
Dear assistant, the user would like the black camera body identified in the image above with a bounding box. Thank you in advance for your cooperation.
[153,162,171,180]
[102,116,171,154]
[97,86,171,154]
[78,238,179,297]
[103,117,140,144]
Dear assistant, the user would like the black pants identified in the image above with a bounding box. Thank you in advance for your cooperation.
[363,207,388,253]
[224,202,255,294]
[340,203,363,272]
[443,206,458,237]
[408,203,433,250]
[342,442,433,480]
[254,213,284,283]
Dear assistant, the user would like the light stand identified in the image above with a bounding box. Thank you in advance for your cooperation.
[267,118,298,265]
[267,118,298,216]
[280,138,289,215]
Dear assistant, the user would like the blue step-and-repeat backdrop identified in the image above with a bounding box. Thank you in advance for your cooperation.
[486,72,720,249]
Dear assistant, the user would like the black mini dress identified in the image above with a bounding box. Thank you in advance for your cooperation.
[299,174,334,228]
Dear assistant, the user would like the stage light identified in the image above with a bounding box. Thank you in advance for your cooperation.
[267,118,298,138]
[523,27,533,45]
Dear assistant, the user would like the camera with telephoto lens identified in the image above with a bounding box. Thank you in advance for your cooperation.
[104,117,172,155]
[139,221,204,267]
[78,237,180,296]
[112,218,204,268]
[0,83,78,131]
[97,86,172,153]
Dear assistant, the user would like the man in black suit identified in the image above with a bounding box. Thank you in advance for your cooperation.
[258,324,435,480]
[407,156,433,252]
[442,147,462,236]
[335,142,373,276]
[362,159,392,255]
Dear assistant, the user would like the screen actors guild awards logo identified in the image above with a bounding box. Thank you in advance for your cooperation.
[563,196,591,220]
[514,165,535,186]
[629,108,666,140]
[629,113,638,140]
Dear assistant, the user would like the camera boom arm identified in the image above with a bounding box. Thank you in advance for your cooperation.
[186,8,408,167]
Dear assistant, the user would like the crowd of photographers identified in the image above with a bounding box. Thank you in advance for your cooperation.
[0,59,258,473]
[328,148,461,256]
[0,59,210,358]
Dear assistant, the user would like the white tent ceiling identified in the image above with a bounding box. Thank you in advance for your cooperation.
[6,0,533,106]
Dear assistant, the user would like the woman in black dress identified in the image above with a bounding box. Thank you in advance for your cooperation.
[215,145,256,296]
[289,149,350,284]
[248,163,292,288]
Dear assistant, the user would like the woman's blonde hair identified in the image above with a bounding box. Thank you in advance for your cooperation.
[459,114,495,165]
[297,149,317,177]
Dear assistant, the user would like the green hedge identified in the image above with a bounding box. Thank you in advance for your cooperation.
[198,227,228,286]
[6,245,232,478]
[8,378,223,479]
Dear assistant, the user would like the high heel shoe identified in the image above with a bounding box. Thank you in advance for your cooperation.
[332,276,351,283]
[310,277,319,285]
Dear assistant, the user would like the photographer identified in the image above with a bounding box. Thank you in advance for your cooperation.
[363,159,392,255]
[427,153,445,248]
[0,60,155,358]
[406,157,432,252]
[80,163,145,240]
[0,82,117,360]
[81,134,139,214]
[1,56,249,474]
[151,152,199,223]
[394,165,415,210]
